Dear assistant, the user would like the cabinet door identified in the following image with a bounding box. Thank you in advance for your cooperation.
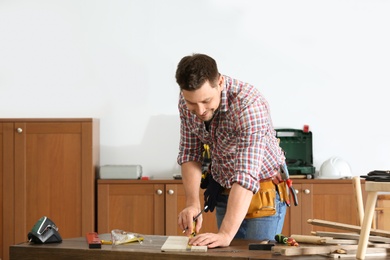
[165,184,218,236]
[1,123,17,260]
[0,124,5,259]
[301,183,363,235]
[12,121,96,243]
[282,184,302,236]
[98,183,165,235]
[376,195,390,230]
[284,182,364,235]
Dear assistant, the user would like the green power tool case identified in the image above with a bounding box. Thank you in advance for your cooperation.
[275,128,315,177]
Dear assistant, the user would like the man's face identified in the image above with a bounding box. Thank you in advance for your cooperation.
[182,75,224,122]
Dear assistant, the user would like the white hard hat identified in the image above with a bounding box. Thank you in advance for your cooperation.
[318,157,352,179]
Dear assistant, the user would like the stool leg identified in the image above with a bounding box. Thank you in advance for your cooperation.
[353,176,364,225]
[356,191,378,260]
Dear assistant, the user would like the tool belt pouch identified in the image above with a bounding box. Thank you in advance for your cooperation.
[276,181,289,204]
[245,181,276,219]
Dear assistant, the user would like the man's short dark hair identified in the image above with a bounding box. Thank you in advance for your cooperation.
[175,53,220,91]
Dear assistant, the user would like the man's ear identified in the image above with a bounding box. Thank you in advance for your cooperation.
[218,75,224,90]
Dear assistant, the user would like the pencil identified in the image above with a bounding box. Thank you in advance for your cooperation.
[182,205,208,233]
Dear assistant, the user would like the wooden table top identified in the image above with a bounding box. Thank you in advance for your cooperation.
[9,234,360,260]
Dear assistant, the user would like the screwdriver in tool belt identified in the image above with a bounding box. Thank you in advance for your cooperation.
[182,205,208,234]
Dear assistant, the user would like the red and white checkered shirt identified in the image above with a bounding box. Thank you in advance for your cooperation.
[177,75,285,193]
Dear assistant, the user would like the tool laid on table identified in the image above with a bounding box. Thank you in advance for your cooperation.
[28,216,62,244]
[86,232,102,249]
[280,163,298,206]
[275,234,299,246]
[249,239,276,250]
[100,236,144,245]
[182,205,208,236]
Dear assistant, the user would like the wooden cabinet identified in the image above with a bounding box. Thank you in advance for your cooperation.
[97,180,218,236]
[98,179,365,240]
[0,119,99,260]
[376,195,390,230]
[282,179,366,236]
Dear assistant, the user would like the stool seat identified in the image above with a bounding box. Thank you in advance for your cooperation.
[357,181,390,259]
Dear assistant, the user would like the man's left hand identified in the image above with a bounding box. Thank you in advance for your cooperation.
[188,232,233,248]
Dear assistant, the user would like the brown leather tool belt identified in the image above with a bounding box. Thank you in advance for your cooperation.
[220,171,287,219]
[222,171,282,195]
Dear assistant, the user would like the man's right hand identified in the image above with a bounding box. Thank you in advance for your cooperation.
[178,206,203,236]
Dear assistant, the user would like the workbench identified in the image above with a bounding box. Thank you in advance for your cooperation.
[9,235,335,260]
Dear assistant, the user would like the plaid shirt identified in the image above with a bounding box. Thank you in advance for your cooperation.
[177,75,285,193]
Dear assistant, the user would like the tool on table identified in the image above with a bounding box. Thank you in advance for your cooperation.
[280,163,298,206]
[182,205,208,236]
[100,236,144,245]
[275,234,299,247]
[110,229,144,245]
[275,234,288,244]
[28,216,62,244]
[101,240,113,245]
[86,232,102,249]
[286,237,299,246]
[248,239,275,250]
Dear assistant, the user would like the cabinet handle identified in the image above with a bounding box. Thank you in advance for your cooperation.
[304,189,311,194]
[156,189,163,195]
[167,189,174,195]
[16,128,23,134]
[295,189,299,194]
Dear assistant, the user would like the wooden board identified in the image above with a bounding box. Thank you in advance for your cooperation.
[291,234,359,245]
[161,236,207,252]
[307,219,390,237]
[272,244,389,256]
[272,244,354,256]
[290,234,327,244]
[312,231,390,244]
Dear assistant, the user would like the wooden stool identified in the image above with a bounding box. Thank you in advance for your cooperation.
[357,182,390,259]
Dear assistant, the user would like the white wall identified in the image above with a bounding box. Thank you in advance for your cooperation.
[1,0,389,179]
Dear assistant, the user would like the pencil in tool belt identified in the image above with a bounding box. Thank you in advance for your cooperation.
[182,205,208,234]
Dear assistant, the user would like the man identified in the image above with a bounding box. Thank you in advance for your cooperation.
[176,53,287,248]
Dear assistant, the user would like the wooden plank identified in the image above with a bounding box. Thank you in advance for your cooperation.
[329,252,387,258]
[312,231,390,243]
[291,234,360,245]
[272,244,389,256]
[272,244,355,256]
[336,247,389,254]
[290,235,327,244]
[329,247,390,258]
[161,236,207,252]
[325,239,358,245]
[307,219,390,238]
[366,182,390,192]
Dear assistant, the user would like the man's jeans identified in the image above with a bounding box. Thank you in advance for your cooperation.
[215,192,287,240]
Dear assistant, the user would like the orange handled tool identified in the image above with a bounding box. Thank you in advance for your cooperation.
[281,164,298,206]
